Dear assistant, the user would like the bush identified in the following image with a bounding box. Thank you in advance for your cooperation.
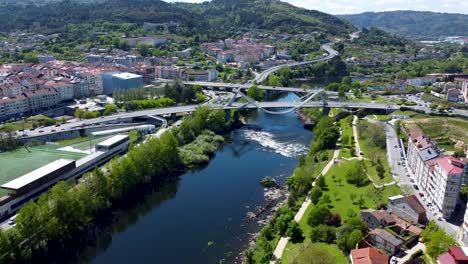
[310,224,336,243]
[307,205,332,227]
[286,222,304,243]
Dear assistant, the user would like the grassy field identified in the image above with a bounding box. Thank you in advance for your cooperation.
[281,159,401,263]
[284,242,348,264]
[358,120,394,185]
[366,110,420,122]
[0,145,85,196]
[340,116,353,147]
[0,115,59,132]
[403,116,468,151]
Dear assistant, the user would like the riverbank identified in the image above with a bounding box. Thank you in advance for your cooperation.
[0,107,243,263]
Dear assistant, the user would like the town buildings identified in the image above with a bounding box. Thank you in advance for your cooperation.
[102,72,144,95]
[0,61,145,121]
[155,66,218,82]
[407,133,466,219]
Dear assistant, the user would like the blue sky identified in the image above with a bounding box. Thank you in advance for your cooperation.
[164,0,468,14]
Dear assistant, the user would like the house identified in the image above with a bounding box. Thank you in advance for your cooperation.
[388,195,427,225]
[361,209,396,229]
[350,247,389,264]
[438,246,468,264]
[407,77,436,88]
[365,229,404,254]
[447,88,461,102]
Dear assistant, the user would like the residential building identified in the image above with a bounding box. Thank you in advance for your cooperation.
[38,54,56,63]
[407,134,440,185]
[365,229,404,254]
[447,88,462,102]
[388,195,427,225]
[407,77,436,88]
[350,247,389,264]
[0,95,29,120]
[23,88,60,113]
[361,209,396,229]
[438,246,468,264]
[426,157,465,218]
[44,79,75,101]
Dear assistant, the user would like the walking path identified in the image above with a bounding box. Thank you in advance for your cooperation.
[270,148,340,263]
[352,115,363,160]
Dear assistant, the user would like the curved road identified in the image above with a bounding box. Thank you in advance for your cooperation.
[254,43,339,83]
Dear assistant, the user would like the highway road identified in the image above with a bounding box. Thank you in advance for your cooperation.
[254,43,338,83]
[20,98,468,139]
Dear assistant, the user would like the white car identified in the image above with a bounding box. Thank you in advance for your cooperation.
[390,256,398,264]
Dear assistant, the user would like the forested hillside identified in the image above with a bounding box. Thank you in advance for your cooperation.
[0,0,354,38]
[341,11,468,39]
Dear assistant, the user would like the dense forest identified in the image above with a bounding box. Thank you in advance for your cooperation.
[0,0,354,38]
[341,11,468,39]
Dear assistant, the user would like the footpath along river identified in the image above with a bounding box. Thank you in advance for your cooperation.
[73,93,313,264]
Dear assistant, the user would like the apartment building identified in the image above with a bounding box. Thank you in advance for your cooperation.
[0,95,29,120]
[407,134,440,185]
[426,157,465,218]
[23,88,60,113]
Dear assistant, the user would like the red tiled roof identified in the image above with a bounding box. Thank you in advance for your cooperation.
[437,157,465,175]
[351,247,389,264]
[449,246,468,261]
[438,252,457,264]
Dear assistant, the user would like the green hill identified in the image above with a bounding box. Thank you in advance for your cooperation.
[0,0,354,38]
[341,11,468,39]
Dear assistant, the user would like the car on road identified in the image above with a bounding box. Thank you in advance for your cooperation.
[418,192,424,197]
[38,130,44,133]
[51,129,56,132]
[413,184,419,190]
[55,124,61,127]
[8,215,17,225]
[390,256,398,264]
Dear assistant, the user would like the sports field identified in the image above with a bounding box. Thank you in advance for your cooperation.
[0,145,86,196]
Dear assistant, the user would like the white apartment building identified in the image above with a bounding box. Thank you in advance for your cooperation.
[0,95,29,119]
[24,89,60,113]
[426,157,465,218]
[407,135,439,185]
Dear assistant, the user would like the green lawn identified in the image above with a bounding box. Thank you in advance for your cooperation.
[329,108,344,117]
[281,159,401,263]
[284,242,348,264]
[0,145,85,196]
[358,120,394,185]
[339,116,353,148]
[338,148,353,159]
[409,117,468,147]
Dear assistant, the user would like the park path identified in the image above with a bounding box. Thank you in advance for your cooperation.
[270,148,340,263]
[352,115,363,160]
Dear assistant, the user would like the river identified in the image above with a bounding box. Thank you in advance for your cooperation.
[73,93,313,264]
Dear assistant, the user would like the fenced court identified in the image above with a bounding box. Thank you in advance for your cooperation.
[0,145,86,196]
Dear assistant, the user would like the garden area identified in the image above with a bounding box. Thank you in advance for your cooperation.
[357,120,394,185]
[280,159,402,263]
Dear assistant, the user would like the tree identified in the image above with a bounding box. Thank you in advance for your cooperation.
[103,104,118,116]
[315,176,326,188]
[345,161,368,186]
[376,159,385,179]
[341,76,352,86]
[286,222,304,243]
[346,229,363,250]
[247,83,265,101]
[307,205,332,226]
[310,224,336,243]
[74,108,84,119]
[310,186,323,204]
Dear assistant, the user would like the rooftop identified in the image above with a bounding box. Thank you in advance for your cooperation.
[96,135,129,148]
[417,147,439,162]
[351,247,389,264]
[113,72,142,80]
[437,156,465,175]
[369,229,404,246]
[1,159,75,191]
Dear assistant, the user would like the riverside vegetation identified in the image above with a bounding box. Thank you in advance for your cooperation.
[0,106,241,263]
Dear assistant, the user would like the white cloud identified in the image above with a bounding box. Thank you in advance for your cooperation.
[164,0,468,14]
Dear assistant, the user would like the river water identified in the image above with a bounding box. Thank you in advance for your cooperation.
[74,93,313,264]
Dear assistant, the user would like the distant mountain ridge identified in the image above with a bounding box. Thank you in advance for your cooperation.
[340,11,468,39]
[0,0,354,38]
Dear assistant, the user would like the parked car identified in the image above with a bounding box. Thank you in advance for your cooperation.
[413,184,419,190]
[390,256,398,264]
